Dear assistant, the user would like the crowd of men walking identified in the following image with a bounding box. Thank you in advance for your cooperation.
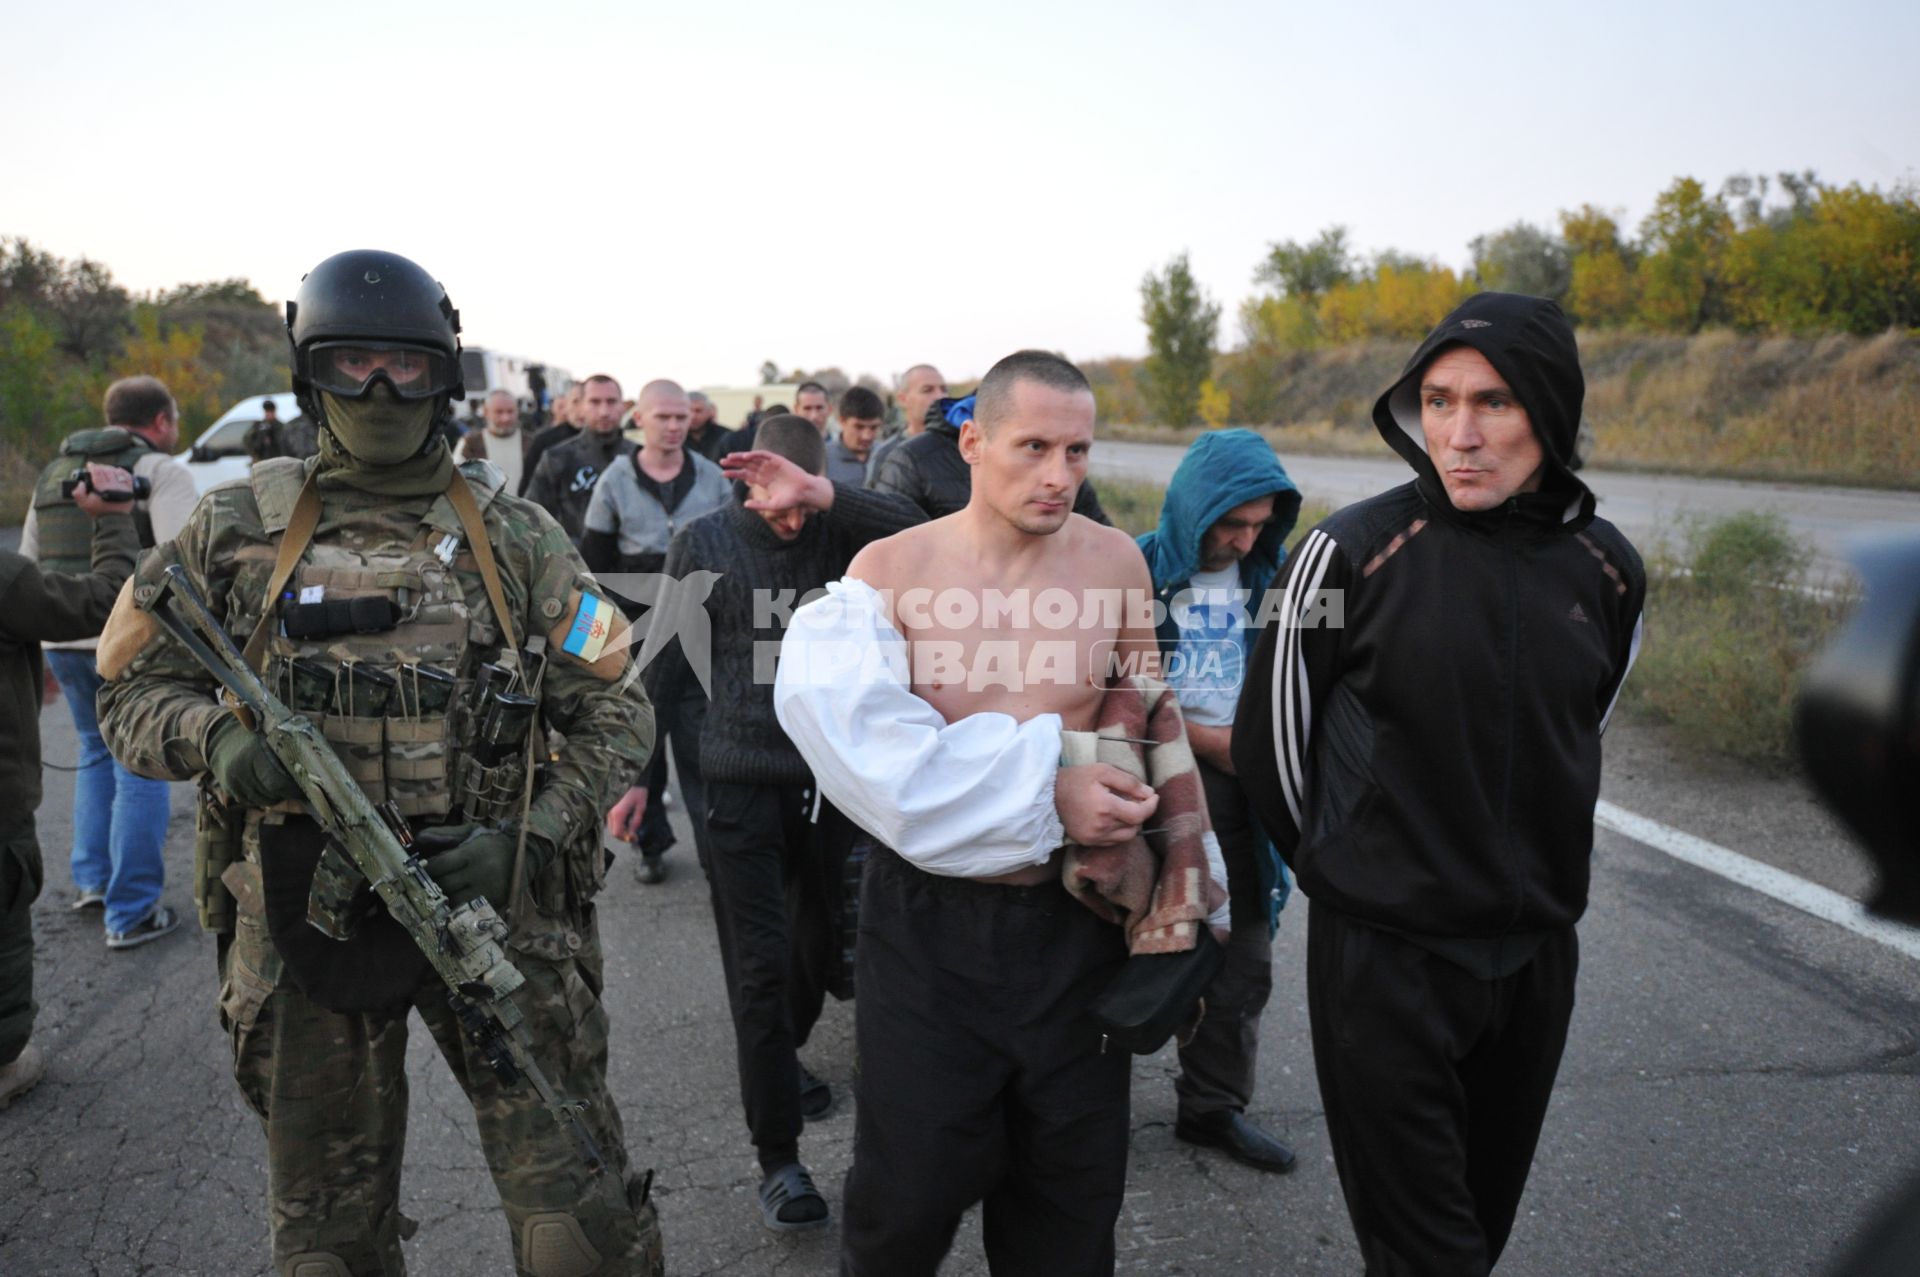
[0,249,1643,1277]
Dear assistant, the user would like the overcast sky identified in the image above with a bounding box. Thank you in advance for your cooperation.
[3,0,1914,391]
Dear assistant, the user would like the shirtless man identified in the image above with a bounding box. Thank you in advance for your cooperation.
[776,350,1200,1276]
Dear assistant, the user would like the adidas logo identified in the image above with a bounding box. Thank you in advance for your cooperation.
[1567,603,1589,623]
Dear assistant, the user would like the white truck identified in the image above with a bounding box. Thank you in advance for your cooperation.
[457,349,571,424]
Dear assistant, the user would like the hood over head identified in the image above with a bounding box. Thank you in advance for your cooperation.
[1372,292,1593,527]
[1140,428,1301,590]
[926,394,973,439]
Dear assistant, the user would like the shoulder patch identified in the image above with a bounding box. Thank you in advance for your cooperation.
[549,586,630,681]
[97,577,157,681]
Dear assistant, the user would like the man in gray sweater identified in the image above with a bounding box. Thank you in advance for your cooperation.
[590,379,730,884]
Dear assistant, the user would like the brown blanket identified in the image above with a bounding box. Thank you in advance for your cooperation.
[1060,676,1226,954]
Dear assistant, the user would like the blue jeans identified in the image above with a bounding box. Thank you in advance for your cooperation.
[44,649,172,934]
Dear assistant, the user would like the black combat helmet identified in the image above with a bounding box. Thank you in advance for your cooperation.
[286,249,465,423]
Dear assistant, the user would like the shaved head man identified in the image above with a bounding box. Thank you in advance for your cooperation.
[589,376,731,885]
[865,363,947,484]
[897,364,946,438]
[777,350,1190,1274]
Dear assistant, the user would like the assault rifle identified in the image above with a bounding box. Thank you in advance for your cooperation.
[143,564,605,1173]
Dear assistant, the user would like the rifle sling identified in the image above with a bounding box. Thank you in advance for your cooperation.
[445,471,522,673]
[241,475,323,675]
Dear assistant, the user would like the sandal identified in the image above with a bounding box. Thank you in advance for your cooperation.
[758,1162,829,1232]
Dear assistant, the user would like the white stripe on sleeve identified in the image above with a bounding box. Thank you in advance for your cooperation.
[1273,529,1337,828]
[1598,612,1644,735]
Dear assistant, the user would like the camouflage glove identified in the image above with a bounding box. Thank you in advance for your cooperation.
[415,823,547,909]
[205,716,303,807]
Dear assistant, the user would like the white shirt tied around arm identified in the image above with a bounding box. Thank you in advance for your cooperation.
[775,577,1232,928]
[773,576,1068,878]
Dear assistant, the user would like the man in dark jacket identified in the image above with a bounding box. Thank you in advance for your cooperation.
[0,464,139,1106]
[518,382,583,495]
[685,391,736,461]
[526,373,634,541]
[872,394,1111,525]
[1234,293,1645,1275]
[642,417,924,1234]
[865,363,946,483]
[1137,428,1301,1173]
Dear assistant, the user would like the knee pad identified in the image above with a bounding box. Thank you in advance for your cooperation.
[281,1254,352,1277]
[521,1212,604,1277]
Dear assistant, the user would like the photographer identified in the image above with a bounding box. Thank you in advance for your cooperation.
[1,464,140,1106]
[21,376,195,948]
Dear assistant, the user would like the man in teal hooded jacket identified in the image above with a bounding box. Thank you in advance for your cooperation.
[1137,427,1301,1173]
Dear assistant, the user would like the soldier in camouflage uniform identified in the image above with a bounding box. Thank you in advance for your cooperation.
[96,250,665,1277]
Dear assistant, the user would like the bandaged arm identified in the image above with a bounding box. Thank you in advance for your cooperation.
[774,578,1067,877]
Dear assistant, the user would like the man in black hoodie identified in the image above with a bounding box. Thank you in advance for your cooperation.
[1233,293,1645,1275]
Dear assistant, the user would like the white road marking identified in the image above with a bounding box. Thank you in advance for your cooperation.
[1595,800,1920,962]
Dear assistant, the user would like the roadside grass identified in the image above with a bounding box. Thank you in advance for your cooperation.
[1098,478,1166,537]
[1625,511,1857,768]
[1104,328,1920,490]
[1104,471,1846,770]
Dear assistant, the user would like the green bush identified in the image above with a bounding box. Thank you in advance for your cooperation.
[1626,511,1853,767]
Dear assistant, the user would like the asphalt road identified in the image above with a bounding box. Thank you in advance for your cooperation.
[1090,443,1920,580]
[2,707,1916,1276]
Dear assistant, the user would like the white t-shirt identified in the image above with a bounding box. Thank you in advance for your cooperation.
[1169,564,1249,729]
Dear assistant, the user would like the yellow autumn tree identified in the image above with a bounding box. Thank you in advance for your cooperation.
[1197,378,1231,428]
[112,305,227,431]
[1560,205,1637,327]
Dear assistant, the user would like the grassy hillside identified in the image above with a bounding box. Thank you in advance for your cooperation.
[1095,329,1920,489]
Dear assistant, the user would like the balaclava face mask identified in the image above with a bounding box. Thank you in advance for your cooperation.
[323,383,437,464]
[316,384,454,497]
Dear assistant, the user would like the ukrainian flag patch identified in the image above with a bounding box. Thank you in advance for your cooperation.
[562,591,616,662]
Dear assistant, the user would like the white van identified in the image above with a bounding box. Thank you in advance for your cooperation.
[177,392,304,493]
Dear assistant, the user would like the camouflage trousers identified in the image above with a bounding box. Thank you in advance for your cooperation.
[219,891,664,1277]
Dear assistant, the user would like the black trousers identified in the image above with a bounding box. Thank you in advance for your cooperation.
[1307,901,1578,1276]
[702,779,845,1168]
[0,818,42,1066]
[1174,762,1275,1118]
[667,689,713,875]
[841,848,1131,1277]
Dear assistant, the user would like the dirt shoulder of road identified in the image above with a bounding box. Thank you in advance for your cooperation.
[1601,713,1872,902]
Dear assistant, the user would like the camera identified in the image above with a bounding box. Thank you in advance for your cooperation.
[59,470,151,503]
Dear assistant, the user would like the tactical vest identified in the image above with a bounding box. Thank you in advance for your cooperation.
[232,459,531,828]
[31,428,158,572]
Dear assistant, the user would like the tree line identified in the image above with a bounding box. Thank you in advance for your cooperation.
[0,237,285,462]
[1131,172,1920,426]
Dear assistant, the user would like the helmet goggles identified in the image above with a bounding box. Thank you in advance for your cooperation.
[307,341,458,401]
